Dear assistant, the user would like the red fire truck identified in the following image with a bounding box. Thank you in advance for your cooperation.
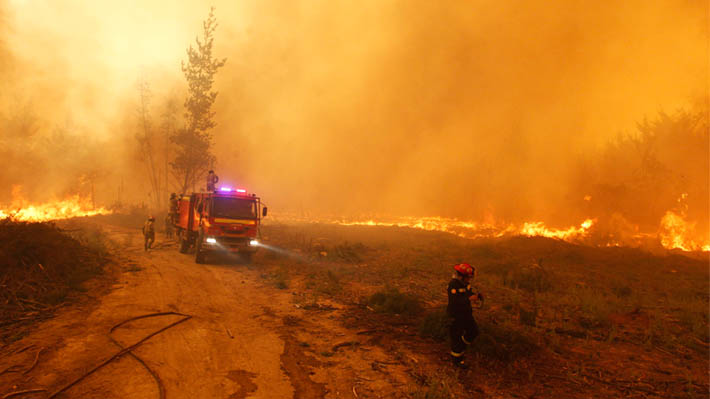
[173,187,267,263]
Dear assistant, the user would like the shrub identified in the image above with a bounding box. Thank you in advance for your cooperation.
[419,308,451,341]
[575,288,612,328]
[504,265,553,293]
[519,305,537,327]
[368,288,422,316]
[331,242,366,263]
[411,378,451,399]
[315,269,342,295]
[611,284,632,298]
[0,220,108,343]
[470,320,539,362]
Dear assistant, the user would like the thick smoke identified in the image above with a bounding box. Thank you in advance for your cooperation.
[0,0,707,235]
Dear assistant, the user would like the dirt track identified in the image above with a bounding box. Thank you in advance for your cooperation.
[0,225,416,398]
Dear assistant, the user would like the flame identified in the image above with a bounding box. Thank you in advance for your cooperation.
[0,188,111,222]
[274,203,708,252]
[280,214,596,242]
[657,193,709,252]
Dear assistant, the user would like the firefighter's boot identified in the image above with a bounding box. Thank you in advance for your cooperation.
[450,352,468,369]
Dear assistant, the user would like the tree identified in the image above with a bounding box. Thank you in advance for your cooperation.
[134,78,162,210]
[160,95,180,198]
[172,7,226,193]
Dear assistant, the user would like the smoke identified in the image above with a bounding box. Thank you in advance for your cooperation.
[0,0,707,233]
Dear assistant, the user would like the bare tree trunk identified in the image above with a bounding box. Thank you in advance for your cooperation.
[136,79,162,211]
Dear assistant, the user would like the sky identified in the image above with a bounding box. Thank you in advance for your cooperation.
[0,0,707,229]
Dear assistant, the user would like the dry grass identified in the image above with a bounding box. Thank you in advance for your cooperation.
[0,219,111,343]
[256,222,709,395]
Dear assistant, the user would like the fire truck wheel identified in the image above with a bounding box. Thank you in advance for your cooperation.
[195,250,206,264]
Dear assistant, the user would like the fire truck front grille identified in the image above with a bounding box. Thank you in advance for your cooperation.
[217,236,249,246]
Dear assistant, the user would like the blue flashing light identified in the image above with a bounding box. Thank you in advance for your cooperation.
[220,187,232,192]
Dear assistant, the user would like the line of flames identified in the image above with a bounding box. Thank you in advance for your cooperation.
[0,195,112,222]
[1,196,706,252]
[335,216,596,241]
[274,214,708,252]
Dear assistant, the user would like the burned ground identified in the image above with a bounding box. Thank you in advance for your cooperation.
[0,218,707,398]
[254,221,709,398]
[0,219,115,344]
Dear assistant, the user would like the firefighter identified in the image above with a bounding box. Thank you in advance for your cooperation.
[206,170,219,192]
[142,216,156,251]
[169,193,179,223]
[447,263,483,369]
[164,213,173,239]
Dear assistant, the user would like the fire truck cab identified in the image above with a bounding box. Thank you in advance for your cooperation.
[174,187,267,264]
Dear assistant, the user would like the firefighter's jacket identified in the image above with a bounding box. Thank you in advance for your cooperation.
[142,221,155,237]
[447,278,475,319]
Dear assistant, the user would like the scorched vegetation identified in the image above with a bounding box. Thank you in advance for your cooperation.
[0,220,112,343]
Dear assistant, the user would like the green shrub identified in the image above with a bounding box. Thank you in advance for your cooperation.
[368,288,422,316]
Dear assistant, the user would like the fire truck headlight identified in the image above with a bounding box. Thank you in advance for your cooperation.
[206,237,217,244]
[249,239,259,246]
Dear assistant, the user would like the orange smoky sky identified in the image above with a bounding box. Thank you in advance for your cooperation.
[0,0,707,227]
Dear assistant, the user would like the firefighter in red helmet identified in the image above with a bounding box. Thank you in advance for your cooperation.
[447,263,484,369]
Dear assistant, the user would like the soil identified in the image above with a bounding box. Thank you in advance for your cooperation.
[0,224,418,398]
[0,221,707,398]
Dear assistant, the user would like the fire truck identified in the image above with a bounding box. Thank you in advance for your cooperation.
[173,186,267,263]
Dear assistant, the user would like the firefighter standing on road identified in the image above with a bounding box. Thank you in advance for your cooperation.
[143,216,156,251]
[447,263,483,369]
[206,170,219,192]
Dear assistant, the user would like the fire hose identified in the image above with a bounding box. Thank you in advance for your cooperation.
[47,311,192,399]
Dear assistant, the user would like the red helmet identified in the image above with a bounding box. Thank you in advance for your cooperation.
[454,263,476,277]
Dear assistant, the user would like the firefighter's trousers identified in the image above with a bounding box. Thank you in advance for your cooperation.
[450,315,479,358]
[144,233,155,251]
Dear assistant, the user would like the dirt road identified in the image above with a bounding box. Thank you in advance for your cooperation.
[0,225,416,398]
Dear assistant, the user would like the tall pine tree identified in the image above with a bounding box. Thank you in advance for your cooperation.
[171,7,226,193]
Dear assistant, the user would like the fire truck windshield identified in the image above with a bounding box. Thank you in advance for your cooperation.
[212,197,257,219]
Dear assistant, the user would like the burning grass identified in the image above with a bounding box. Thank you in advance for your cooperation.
[0,219,111,343]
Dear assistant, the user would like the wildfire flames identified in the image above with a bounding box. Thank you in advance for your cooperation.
[276,195,708,252]
[335,217,596,242]
[658,194,710,252]
[0,195,112,222]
